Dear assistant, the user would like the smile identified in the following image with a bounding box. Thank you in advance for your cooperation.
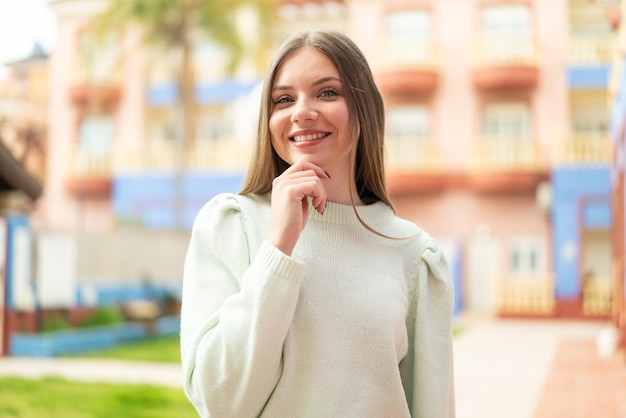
[290,132,329,143]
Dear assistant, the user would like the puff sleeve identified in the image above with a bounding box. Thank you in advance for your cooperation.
[399,238,456,417]
[180,194,304,417]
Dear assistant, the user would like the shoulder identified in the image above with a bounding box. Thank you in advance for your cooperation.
[190,193,269,243]
[385,213,452,288]
[195,193,269,223]
[412,232,454,299]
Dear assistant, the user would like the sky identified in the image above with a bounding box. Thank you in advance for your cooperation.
[0,0,56,76]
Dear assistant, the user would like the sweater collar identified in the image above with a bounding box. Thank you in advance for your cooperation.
[308,199,394,226]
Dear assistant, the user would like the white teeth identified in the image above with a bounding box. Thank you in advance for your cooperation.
[292,133,326,142]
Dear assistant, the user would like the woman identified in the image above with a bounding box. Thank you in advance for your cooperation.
[180,30,455,417]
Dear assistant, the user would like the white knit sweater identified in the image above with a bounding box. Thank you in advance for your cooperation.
[180,193,455,417]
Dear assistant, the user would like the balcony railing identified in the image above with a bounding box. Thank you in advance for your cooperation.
[67,61,122,108]
[497,275,556,316]
[376,40,439,70]
[375,40,439,95]
[552,133,613,165]
[113,138,253,172]
[386,137,440,172]
[472,137,544,171]
[68,149,112,177]
[568,33,614,65]
[473,35,539,67]
[582,276,612,317]
[66,148,113,196]
[472,35,540,90]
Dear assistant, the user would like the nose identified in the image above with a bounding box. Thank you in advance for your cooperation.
[290,97,317,123]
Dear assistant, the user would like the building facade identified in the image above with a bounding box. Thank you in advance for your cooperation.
[348,0,614,319]
[609,0,626,352]
[0,45,47,354]
[40,0,615,319]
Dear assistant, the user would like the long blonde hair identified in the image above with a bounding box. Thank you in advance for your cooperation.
[240,30,395,218]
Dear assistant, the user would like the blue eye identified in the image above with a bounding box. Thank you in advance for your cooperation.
[274,96,292,105]
[320,88,338,97]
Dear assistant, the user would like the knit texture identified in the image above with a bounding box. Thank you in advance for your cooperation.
[180,193,455,417]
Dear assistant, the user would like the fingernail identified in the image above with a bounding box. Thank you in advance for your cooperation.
[324,170,332,179]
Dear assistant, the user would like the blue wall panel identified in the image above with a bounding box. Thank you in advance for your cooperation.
[583,201,611,228]
[567,65,610,89]
[112,171,245,230]
[551,167,611,299]
[147,80,259,106]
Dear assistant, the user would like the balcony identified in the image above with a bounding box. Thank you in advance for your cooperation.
[472,137,544,171]
[568,33,614,66]
[497,275,555,317]
[582,277,612,317]
[113,138,254,172]
[552,133,613,165]
[473,35,539,91]
[375,41,439,97]
[385,137,443,194]
[68,84,121,108]
[65,149,112,197]
[67,63,122,110]
[386,136,440,172]
[470,137,548,193]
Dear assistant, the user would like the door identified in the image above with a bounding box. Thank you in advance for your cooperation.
[466,225,500,315]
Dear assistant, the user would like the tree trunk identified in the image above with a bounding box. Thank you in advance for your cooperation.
[174,2,196,229]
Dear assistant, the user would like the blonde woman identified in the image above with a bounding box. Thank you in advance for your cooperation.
[180,30,455,417]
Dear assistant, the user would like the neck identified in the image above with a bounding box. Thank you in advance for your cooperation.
[322,172,365,206]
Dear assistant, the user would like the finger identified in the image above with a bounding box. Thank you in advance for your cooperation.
[312,194,326,214]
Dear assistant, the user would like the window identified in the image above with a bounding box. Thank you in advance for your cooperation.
[481,5,531,36]
[78,33,117,83]
[386,10,432,63]
[481,5,533,60]
[572,107,608,137]
[79,117,114,155]
[194,41,228,82]
[147,107,178,144]
[571,93,608,138]
[508,235,544,277]
[197,106,234,142]
[386,106,430,141]
[483,103,530,140]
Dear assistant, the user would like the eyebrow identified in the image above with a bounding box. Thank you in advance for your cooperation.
[272,76,342,92]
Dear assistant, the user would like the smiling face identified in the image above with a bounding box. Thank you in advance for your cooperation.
[269,46,353,177]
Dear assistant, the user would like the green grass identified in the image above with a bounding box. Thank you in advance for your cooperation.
[0,336,194,417]
[0,376,197,418]
[71,334,182,363]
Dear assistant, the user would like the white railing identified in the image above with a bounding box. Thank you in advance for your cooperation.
[473,35,539,67]
[569,33,614,65]
[582,276,613,317]
[497,275,556,315]
[385,136,440,172]
[111,138,253,172]
[472,137,543,171]
[376,40,439,71]
[552,133,613,164]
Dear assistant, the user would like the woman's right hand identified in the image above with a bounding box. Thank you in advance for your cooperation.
[266,161,330,256]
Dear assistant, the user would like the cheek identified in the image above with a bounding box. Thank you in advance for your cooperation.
[269,114,290,163]
[337,110,352,140]
[269,113,284,141]
[333,104,350,132]
[268,116,282,149]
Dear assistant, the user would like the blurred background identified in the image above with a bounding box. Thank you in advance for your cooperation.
[0,0,625,416]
